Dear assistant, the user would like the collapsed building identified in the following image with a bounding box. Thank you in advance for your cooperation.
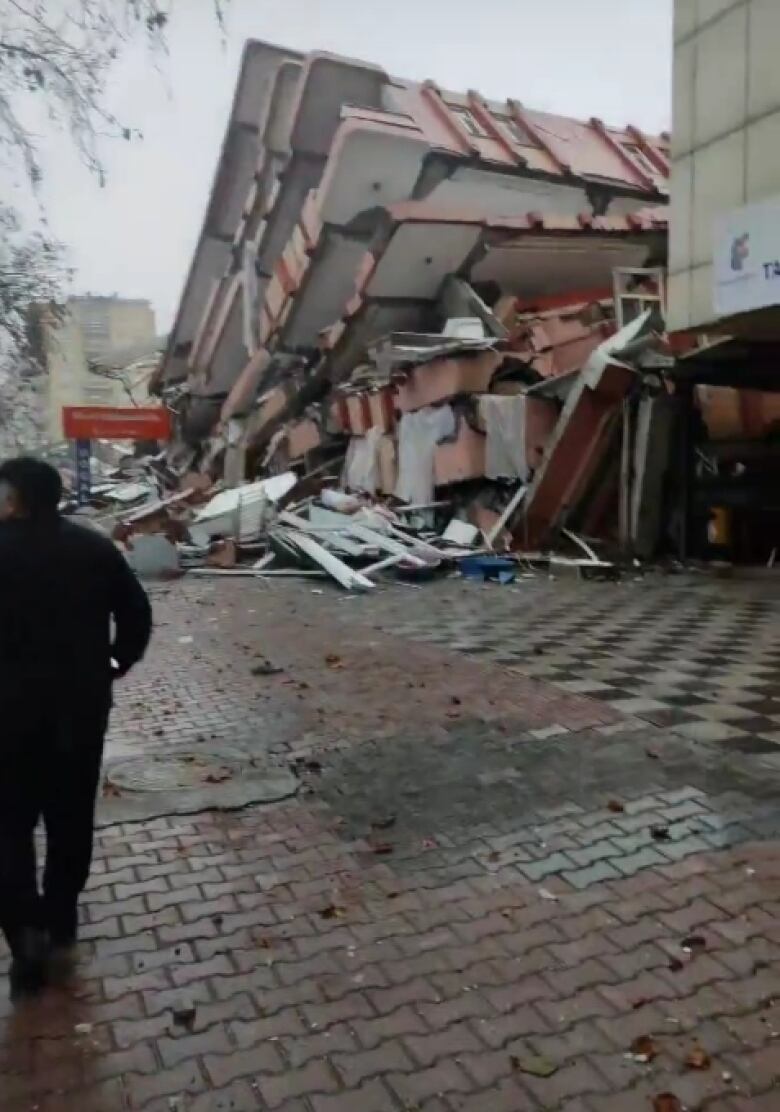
[154,40,678,558]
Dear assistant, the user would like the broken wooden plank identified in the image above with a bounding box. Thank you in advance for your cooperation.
[347,523,427,567]
[283,530,375,591]
[485,485,526,549]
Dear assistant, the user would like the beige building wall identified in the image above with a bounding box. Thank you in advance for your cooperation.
[670,0,780,331]
[45,297,159,439]
[68,296,156,361]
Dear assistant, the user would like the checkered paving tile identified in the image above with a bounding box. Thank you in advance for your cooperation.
[357,574,780,755]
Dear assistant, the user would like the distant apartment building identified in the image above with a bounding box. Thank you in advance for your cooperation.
[44,296,160,439]
[670,0,780,335]
[68,296,156,362]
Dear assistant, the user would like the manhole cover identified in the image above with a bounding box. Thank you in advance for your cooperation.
[108,751,243,792]
[105,750,300,805]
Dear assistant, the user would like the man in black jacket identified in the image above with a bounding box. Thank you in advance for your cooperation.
[0,457,152,997]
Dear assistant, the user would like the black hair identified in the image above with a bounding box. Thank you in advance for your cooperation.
[0,456,63,517]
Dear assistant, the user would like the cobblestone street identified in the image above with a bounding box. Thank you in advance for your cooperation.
[2,574,780,1111]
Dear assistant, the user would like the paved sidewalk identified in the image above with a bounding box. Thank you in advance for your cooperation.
[1,578,779,1111]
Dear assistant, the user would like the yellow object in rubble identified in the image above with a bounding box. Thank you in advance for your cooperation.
[708,507,731,546]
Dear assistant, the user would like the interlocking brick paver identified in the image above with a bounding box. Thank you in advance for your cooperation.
[310,1079,397,1112]
[2,578,780,1111]
[387,1059,473,1104]
[256,1059,339,1108]
[203,1043,285,1086]
[159,1017,236,1070]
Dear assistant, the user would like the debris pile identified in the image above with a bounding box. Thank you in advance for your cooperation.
[99,447,631,591]
[140,40,685,574]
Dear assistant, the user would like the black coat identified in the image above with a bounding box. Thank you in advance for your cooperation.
[0,516,152,716]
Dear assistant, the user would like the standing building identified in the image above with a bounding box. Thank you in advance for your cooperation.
[67,296,156,363]
[670,0,780,334]
[669,0,780,562]
[44,296,160,439]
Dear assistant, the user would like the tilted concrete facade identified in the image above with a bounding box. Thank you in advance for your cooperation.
[158,39,669,464]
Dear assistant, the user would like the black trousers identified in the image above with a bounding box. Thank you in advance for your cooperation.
[0,699,110,955]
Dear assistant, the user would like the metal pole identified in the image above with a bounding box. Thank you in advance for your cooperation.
[619,397,632,554]
[679,381,694,563]
[75,439,92,506]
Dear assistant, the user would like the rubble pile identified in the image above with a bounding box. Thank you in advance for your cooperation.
[99,267,676,591]
[88,449,627,592]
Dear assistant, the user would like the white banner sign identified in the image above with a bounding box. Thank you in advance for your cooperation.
[714,195,780,318]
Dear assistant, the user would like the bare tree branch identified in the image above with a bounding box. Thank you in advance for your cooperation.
[0,0,230,368]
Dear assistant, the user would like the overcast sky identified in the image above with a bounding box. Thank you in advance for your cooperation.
[8,0,673,332]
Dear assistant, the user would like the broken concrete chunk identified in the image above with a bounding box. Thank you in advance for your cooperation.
[125,534,180,579]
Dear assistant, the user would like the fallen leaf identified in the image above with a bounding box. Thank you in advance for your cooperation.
[631,997,649,1010]
[203,770,232,784]
[319,905,347,921]
[630,1035,658,1062]
[487,851,501,863]
[607,799,625,813]
[652,1095,682,1112]
[650,824,671,841]
[325,654,344,670]
[371,843,394,856]
[668,957,684,973]
[102,780,122,798]
[510,1053,558,1078]
[370,816,397,831]
[681,934,707,952]
[685,1045,711,1071]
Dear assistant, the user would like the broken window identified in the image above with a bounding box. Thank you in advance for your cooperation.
[620,141,659,178]
[493,113,538,151]
[449,105,491,139]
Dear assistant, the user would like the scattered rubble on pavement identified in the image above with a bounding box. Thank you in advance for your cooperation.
[64,305,679,592]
